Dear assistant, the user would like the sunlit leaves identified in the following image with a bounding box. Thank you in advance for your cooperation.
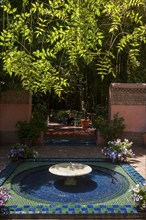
[97,52,115,78]
[0,0,146,94]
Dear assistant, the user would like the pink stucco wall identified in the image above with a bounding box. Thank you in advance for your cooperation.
[110,105,146,132]
[0,90,32,144]
[0,104,31,131]
[109,83,146,144]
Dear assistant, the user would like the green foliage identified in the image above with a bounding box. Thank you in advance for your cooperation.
[130,182,146,210]
[9,143,38,159]
[102,139,134,162]
[95,113,126,141]
[16,112,48,139]
[0,0,146,105]
[56,110,69,119]
[102,0,146,79]
[0,0,69,94]
[16,120,33,138]
[96,53,115,78]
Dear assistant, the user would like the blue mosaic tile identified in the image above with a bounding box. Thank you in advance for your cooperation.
[87,204,94,208]
[94,208,101,212]
[68,208,74,211]
[107,208,114,213]
[16,208,22,211]
[29,207,36,210]
[121,163,145,184]
[49,204,56,209]
[1,158,146,218]
[10,205,17,209]
[62,205,68,208]
[112,205,119,208]
[24,205,30,208]
[56,207,62,211]
[75,204,81,208]
[36,205,43,208]
[0,160,20,185]
[45,138,96,146]
[120,208,127,213]
[125,205,132,208]
[81,208,88,213]
[99,205,107,208]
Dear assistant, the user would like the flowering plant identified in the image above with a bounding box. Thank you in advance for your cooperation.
[130,182,146,210]
[102,139,135,162]
[0,186,10,207]
[8,143,38,160]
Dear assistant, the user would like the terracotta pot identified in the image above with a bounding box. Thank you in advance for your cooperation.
[81,119,89,129]
[96,131,106,146]
[33,132,44,146]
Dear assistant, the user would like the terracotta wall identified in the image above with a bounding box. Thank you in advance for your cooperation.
[110,105,146,132]
[0,90,32,144]
[109,83,146,144]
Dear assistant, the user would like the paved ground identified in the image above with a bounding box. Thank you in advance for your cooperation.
[0,143,146,179]
[0,124,146,179]
[0,124,146,220]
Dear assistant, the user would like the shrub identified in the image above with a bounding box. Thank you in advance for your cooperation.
[16,112,48,139]
[95,113,125,141]
[130,182,146,210]
[102,139,135,162]
[8,143,38,160]
[0,187,10,207]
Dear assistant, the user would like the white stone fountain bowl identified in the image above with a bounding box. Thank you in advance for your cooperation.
[49,162,92,177]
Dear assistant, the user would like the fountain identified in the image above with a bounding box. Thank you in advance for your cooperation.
[10,160,131,205]
[49,162,92,185]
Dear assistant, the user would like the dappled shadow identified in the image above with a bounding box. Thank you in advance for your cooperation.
[128,144,146,178]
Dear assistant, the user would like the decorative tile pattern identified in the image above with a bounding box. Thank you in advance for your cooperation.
[0,160,20,185]
[110,84,146,105]
[9,204,137,214]
[45,139,96,146]
[0,158,146,218]
[121,163,145,184]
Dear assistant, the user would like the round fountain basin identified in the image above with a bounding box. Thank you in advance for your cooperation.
[11,165,129,204]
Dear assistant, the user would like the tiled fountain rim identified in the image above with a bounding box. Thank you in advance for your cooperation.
[0,158,145,186]
[0,158,146,219]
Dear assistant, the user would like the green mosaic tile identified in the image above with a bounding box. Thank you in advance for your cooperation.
[0,158,146,217]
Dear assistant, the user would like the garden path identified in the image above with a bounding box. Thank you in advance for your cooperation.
[0,122,146,179]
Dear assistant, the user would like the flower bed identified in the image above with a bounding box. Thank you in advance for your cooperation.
[102,139,135,162]
[130,182,146,211]
[0,186,10,207]
[8,143,38,160]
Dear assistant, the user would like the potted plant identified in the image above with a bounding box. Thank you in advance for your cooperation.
[16,112,48,146]
[0,186,11,212]
[102,139,135,162]
[80,101,89,129]
[8,143,38,160]
[16,120,40,146]
[130,182,146,211]
[56,110,69,124]
[95,113,125,143]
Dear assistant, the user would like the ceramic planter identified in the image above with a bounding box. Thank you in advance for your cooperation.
[81,119,89,129]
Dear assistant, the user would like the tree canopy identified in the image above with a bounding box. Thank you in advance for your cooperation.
[0,0,146,109]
